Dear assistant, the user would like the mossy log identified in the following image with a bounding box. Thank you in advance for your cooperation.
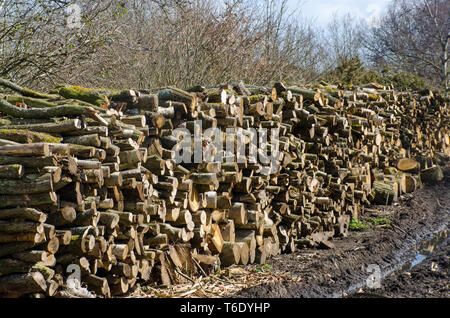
[1,94,59,108]
[369,181,397,205]
[0,78,57,99]
[190,173,219,186]
[51,85,109,107]
[65,144,95,159]
[0,172,54,195]
[118,149,142,165]
[121,115,146,128]
[0,98,104,120]
[0,164,24,179]
[0,129,61,144]
[420,166,444,185]
[0,155,57,169]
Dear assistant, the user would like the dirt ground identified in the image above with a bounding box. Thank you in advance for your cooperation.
[349,237,449,298]
[233,166,450,298]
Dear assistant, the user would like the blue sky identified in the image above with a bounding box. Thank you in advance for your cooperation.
[287,0,392,26]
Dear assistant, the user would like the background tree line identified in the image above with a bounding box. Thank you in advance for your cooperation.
[0,0,448,91]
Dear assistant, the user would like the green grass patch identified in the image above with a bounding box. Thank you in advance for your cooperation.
[349,217,391,231]
[256,264,273,272]
[349,218,371,231]
[368,217,391,226]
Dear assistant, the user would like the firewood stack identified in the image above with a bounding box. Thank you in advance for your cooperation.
[0,78,448,297]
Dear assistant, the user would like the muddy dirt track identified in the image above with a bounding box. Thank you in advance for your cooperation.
[234,167,450,298]
[349,236,449,298]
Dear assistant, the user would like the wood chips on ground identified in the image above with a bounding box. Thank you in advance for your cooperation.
[128,266,302,298]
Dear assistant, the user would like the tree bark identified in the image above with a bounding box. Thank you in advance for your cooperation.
[0,272,47,297]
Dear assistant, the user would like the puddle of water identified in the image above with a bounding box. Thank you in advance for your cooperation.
[339,228,449,298]
[401,230,448,271]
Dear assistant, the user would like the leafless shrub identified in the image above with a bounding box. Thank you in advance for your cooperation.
[0,0,324,90]
[0,0,121,89]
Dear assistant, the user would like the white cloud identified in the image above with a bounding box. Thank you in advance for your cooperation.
[289,0,390,26]
[365,3,382,27]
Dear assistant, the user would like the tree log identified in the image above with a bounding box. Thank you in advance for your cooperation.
[0,143,49,156]
[0,272,47,297]
[420,166,444,185]
[219,242,240,266]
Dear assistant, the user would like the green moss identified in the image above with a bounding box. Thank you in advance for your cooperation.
[56,86,107,106]
[247,94,266,104]
[0,129,61,143]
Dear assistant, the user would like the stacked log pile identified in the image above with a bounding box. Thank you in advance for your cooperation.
[0,78,448,297]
